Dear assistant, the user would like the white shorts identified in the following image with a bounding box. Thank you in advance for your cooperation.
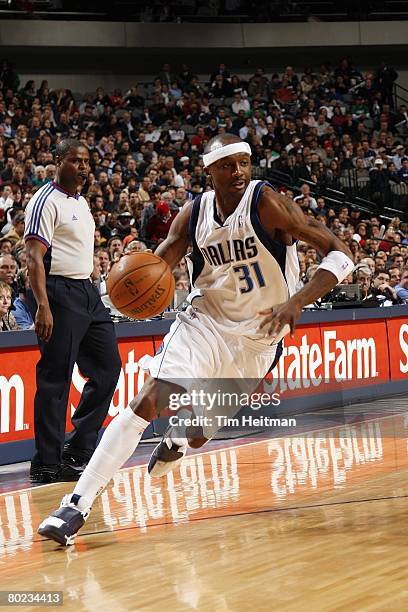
[142,306,278,438]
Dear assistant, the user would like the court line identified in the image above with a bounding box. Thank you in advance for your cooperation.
[0,407,405,498]
[30,491,408,546]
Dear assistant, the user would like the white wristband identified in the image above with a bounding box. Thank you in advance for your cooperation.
[317,250,355,284]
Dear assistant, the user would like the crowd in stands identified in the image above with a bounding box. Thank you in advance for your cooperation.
[0,56,407,330]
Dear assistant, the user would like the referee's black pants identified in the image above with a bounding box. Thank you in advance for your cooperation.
[33,276,122,466]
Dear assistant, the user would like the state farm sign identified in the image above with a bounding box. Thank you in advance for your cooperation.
[387,318,408,380]
[267,320,389,394]
[0,374,25,434]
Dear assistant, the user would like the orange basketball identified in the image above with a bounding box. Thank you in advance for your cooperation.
[107,252,175,319]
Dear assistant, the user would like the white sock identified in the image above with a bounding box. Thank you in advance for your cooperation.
[73,406,149,505]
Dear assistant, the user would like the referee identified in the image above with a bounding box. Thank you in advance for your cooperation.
[25,139,121,483]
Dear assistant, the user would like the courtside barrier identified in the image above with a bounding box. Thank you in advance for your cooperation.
[0,307,407,464]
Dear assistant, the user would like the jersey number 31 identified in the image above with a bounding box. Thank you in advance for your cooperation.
[233,262,266,294]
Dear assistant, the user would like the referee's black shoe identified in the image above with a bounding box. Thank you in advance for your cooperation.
[37,494,91,546]
[30,448,90,483]
[57,444,93,481]
[30,462,60,484]
[62,444,93,467]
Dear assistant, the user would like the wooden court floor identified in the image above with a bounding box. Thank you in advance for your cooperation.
[1,410,408,611]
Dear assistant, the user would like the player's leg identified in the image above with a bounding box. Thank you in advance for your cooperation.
[147,411,209,477]
[149,338,283,477]
[37,376,181,545]
[146,307,228,477]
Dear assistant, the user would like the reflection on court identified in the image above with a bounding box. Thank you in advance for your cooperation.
[1,410,408,610]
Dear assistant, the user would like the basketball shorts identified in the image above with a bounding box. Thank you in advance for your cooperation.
[141,305,279,438]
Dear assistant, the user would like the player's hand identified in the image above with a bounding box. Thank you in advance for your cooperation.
[257,300,302,340]
[35,304,53,342]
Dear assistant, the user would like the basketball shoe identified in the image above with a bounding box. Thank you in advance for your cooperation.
[148,431,187,477]
[37,494,91,546]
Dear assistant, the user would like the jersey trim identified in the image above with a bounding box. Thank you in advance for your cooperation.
[24,234,50,248]
[213,198,229,227]
[267,339,283,373]
[51,181,80,200]
[28,183,55,235]
[156,322,182,378]
[188,194,205,286]
[250,181,287,280]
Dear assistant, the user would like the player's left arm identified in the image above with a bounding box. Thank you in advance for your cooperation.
[257,187,354,338]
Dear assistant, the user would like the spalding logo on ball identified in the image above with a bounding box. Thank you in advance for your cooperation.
[107,252,175,319]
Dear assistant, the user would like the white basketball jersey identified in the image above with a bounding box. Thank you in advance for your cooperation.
[186,180,299,343]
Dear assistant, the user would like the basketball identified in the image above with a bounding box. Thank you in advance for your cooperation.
[107,252,175,319]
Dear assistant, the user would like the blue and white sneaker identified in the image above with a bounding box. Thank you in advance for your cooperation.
[37,494,91,546]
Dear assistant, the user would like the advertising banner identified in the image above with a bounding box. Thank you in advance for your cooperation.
[0,317,406,448]
[0,337,155,444]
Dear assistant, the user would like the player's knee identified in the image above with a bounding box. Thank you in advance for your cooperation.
[129,377,184,422]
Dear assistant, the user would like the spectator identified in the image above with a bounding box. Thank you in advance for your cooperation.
[0,253,17,291]
[232,93,250,115]
[210,74,233,99]
[108,236,124,262]
[398,159,408,184]
[0,185,13,215]
[45,164,57,182]
[12,267,34,330]
[395,267,408,302]
[33,165,47,186]
[390,254,404,270]
[294,184,318,211]
[388,267,401,287]
[369,158,391,206]
[248,68,269,98]
[0,237,13,255]
[370,271,398,304]
[2,211,25,246]
[378,62,398,106]
[0,280,19,331]
[146,200,177,243]
[391,144,407,170]
[353,264,373,299]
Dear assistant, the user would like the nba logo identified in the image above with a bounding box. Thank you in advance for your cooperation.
[238,215,244,227]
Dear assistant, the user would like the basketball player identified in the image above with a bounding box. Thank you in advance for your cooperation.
[38,134,354,545]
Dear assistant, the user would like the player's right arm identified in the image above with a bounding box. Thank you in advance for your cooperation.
[256,187,354,339]
[154,201,192,269]
[25,239,53,342]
